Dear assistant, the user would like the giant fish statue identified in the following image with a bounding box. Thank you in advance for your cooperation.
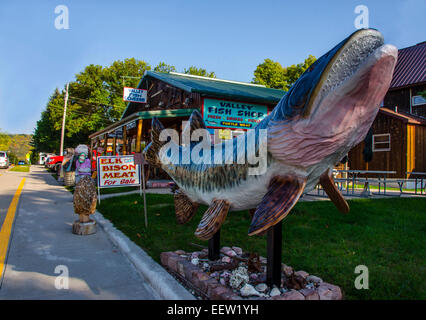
[144,29,397,240]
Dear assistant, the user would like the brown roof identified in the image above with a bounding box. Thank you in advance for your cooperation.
[389,41,426,89]
[380,107,426,125]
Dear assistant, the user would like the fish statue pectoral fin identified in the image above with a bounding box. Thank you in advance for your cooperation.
[248,176,306,236]
[174,189,199,224]
[319,169,349,214]
[194,199,230,241]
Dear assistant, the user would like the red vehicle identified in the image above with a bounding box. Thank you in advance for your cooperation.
[46,155,64,173]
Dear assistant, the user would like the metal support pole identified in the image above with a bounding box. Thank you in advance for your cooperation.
[267,221,282,287]
[208,229,221,261]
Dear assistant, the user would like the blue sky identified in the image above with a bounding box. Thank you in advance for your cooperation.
[0,0,424,134]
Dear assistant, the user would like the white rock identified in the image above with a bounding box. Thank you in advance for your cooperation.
[220,246,231,254]
[232,246,243,255]
[240,284,265,297]
[191,258,199,265]
[203,263,209,269]
[191,252,200,259]
[222,256,231,263]
[306,275,323,284]
[255,283,268,293]
[225,250,237,257]
[220,278,226,286]
[229,267,249,289]
[270,287,281,297]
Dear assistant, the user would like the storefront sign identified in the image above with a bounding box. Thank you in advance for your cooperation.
[97,155,140,188]
[123,87,147,103]
[202,98,268,129]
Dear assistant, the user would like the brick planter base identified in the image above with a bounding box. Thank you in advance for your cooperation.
[160,249,343,300]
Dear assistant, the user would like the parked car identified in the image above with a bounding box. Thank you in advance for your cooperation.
[18,160,26,165]
[0,151,9,169]
[46,155,64,173]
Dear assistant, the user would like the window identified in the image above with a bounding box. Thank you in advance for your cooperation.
[412,95,426,106]
[372,134,391,152]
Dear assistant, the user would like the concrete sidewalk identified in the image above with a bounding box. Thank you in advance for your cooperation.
[0,166,190,300]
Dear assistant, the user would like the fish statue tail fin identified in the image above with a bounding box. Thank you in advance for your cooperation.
[143,117,166,168]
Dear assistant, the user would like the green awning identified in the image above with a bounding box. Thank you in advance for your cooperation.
[137,108,197,119]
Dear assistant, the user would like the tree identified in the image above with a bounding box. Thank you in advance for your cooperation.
[183,66,216,78]
[252,55,317,91]
[32,58,151,153]
[0,129,11,151]
[154,62,176,73]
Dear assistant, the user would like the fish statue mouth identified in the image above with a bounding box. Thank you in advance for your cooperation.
[267,29,398,168]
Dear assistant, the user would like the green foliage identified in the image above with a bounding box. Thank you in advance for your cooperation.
[183,66,216,78]
[154,62,176,73]
[253,55,317,91]
[0,129,11,151]
[32,58,151,153]
[0,129,32,163]
[419,91,426,99]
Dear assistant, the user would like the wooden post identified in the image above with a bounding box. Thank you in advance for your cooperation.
[122,125,127,155]
[103,134,108,155]
[135,119,143,153]
[266,221,282,287]
[112,136,117,156]
[208,229,221,261]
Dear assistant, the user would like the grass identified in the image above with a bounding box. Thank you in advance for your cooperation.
[97,194,426,300]
[63,185,139,195]
[9,165,30,172]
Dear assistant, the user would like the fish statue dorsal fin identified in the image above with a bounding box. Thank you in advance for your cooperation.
[182,109,207,138]
[248,176,306,236]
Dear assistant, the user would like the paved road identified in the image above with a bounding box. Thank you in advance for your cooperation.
[0,166,160,299]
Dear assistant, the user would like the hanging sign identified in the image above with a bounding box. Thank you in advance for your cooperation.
[97,155,140,188]
[123,87,147,103]
[203,98,268,129]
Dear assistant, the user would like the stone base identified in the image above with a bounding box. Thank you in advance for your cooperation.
[72,219,97,235]
[161,250,343,300]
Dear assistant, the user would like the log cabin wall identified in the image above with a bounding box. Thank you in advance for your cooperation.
[408,123,426,176]
[348,112,407,178]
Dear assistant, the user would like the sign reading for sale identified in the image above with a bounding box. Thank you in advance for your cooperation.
[97,155,140,188]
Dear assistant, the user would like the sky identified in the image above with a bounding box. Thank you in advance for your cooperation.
[0,0,425,134]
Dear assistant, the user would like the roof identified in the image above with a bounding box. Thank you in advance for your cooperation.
[146,71,286,104]
[389,41,426,89]
[121,71,286,119]
[380,107,426,125]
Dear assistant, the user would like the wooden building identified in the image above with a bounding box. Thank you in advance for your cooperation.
[383,41,425,118]
[89,71,285,179]
[348,107,426,178]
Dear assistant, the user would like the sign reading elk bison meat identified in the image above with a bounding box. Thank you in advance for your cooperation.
[97,155,141,187]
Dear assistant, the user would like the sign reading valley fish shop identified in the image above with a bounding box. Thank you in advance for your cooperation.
[203,98,268,129]
[123,87,147,103]
[97,155,140,188]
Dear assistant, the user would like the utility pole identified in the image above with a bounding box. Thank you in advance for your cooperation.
[60,83,69,156]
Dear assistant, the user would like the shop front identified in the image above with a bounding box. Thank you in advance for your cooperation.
[89,71,286,181]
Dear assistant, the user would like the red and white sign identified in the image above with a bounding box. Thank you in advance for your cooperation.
[123,87,147,103]
[97,155,140,188]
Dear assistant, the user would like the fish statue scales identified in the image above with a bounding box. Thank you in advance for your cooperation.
[144,29,397,240]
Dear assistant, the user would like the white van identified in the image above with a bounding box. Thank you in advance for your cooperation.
[0,151,9,169]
